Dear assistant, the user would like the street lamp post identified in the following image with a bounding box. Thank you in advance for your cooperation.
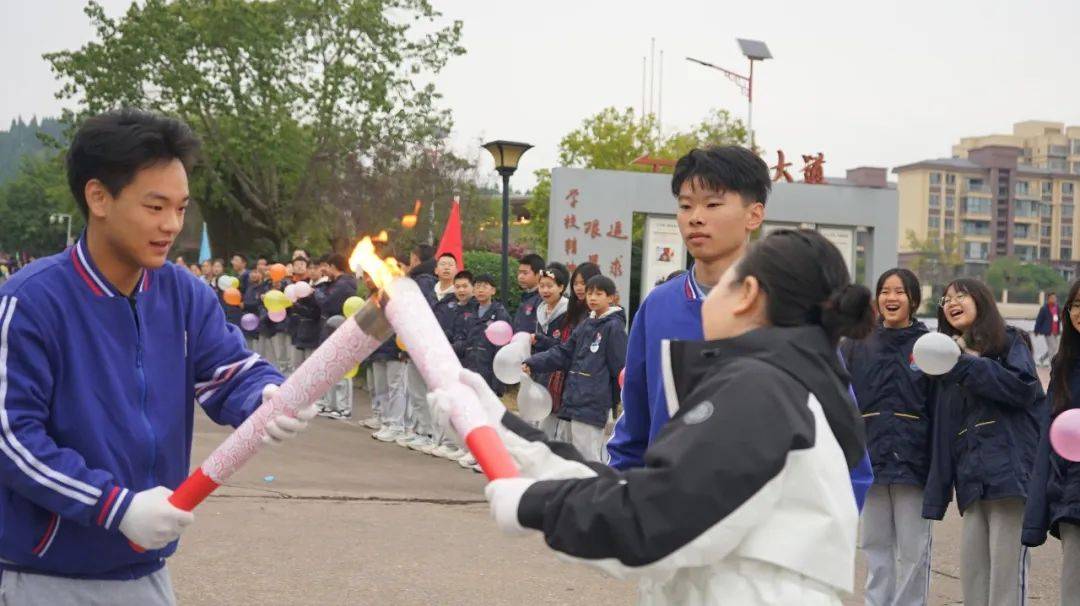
[687,38,772,151]
[482,140,533,304]
[49,213,73,248]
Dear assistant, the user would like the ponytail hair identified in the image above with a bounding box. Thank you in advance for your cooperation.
[733,229,874,345]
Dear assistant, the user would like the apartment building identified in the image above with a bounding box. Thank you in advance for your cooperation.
[953,120,1080,175]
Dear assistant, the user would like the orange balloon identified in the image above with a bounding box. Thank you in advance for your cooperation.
[223,287,242,307]
[395,335,407,351]
[268,263,287,283]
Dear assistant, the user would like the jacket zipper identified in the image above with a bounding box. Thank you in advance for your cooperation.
[128,296,156,487]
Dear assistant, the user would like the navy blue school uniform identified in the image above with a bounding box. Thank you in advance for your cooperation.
[525,307,627,429]
[841,321,933,486]
[433,292,462,339]
[531,297,570,390]
[258,280,291,338]
[923,326,1048,520]
[1023,358,1080,546]
[513,289,541,334]
[241,279,267,340]
[452,299,512,395]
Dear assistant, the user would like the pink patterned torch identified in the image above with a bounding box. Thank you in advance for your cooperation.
[130,291,393,551]
[351,239,518,480]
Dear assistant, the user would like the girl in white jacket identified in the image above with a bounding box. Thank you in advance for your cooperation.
[431,229,872,605]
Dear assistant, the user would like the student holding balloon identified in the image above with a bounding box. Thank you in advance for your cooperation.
[531,264,571,436]
[259,261,292,374]
[1023,279,1080,604]
[922,278,1046,606]
[841,268,934,606]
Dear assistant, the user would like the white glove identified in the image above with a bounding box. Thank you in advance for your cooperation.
[119,486,195,550]
[261,384,317,445]
[426,369,508,448]
[484,478,537,536]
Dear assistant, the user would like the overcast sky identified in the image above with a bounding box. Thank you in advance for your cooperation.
[4,0,1078,190]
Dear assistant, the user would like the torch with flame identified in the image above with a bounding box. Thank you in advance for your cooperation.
[129,264,396,551]
[350,238,519,480]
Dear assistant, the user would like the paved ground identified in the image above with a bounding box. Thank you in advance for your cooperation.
[170,372,1064,605]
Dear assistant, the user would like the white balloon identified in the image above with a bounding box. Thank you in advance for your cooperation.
[517,375,553,422]
[492,333,532,385]
[217,275,233,291]
[283,283,298,302]
[293,281,313,299]
[912,332,961,375]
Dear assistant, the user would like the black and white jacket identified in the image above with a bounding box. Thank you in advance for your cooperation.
[493,326,867,604]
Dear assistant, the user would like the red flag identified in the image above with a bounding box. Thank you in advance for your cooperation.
[436,196,464,268]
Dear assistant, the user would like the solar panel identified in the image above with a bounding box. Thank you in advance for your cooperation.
[736,39,772,60]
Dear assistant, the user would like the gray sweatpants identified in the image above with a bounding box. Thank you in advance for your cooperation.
[1061,522,1080,606]
[0,566,174,606]
[961,497,1029,606]
[859,484,932,606]
[373,360,406,431]
[405,360,432,438]
[553,419,605,463]
[266,332,292,374]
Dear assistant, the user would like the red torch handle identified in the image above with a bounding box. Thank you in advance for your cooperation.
[466,426,518,480]
[128,468,221,552]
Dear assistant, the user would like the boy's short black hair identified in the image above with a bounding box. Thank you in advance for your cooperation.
[315,254,329,265]
[66,109,201,217]
[232,253,248,264]
[474,273,497,288]
[518,253,545,273]
[585,275,617,296]
[670,145,771,205]
[326,253,349,273]
[413,244,435,263]
[438,252,458,263]
[453,270,474,284]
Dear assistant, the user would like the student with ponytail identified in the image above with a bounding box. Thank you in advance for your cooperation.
[1023,278,1080,606]
[923,278,1046,606]
[428,229,871,605]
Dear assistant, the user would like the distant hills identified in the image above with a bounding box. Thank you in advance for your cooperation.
[0,117,65,184]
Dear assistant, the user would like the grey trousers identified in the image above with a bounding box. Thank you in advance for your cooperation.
[266,333,291,374]
[859,484,932,606]
[1042,334,1061,365]
[961,497,1029,606]
[290,346,313,374]
[405,360,432,437]
[372,360,406,431]
[1061,522,1080,606]
[0,566,175,606]
[553,419,605,463]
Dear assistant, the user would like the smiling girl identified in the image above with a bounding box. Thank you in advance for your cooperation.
[841,268,934,606]
[924,278,1046,606]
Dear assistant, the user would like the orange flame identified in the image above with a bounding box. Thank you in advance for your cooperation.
[374,230,389,243]
[401,200,422,229]
[349,237,404,290]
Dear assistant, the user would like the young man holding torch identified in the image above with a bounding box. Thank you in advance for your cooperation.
[0,110,312,604]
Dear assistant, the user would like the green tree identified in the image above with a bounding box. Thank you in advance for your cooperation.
[904,230,965,312]
[987,256,1067,304]
[526,106,749,246]
[0,153,83,256]
[46,0,464,256]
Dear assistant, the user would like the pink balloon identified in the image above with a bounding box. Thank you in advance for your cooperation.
[240,313,259,332]
[294,281,313,299]
[484,320,513,346]
[284,283,298,302]
[1051,409,1080,462]
[268,309,287,323]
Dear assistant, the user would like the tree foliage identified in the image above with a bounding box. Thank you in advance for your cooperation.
[0,117,65,185]
[987,256,1067,304]
[903,230,965,311]
[46,0,464,256]
[0,153,84,256]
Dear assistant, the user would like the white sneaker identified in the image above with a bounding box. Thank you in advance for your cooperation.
[371,425,390,440]
[471,463,483,473]
[395,431,418,447]
[375,427,405,442]
[431,444,458,459]
[458,453,477,469]
[407,436,434,452]
[361,417,381,430]
[445,447,467,461]
[417,441,439,455]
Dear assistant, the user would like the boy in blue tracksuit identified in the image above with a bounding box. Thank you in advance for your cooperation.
[605,145,873,509]
[524,275,626,462]
[0,110,310,604]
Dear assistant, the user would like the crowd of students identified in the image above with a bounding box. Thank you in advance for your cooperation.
[353,245,629,471]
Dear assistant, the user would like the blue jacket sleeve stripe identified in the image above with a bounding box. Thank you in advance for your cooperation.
[195,353,260,403]
[0,297,102,505]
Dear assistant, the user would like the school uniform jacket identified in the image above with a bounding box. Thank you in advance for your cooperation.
[1023,358,1080,546]
[496,326,866,604]
[0,237,282,579]
[452,299,512,394]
